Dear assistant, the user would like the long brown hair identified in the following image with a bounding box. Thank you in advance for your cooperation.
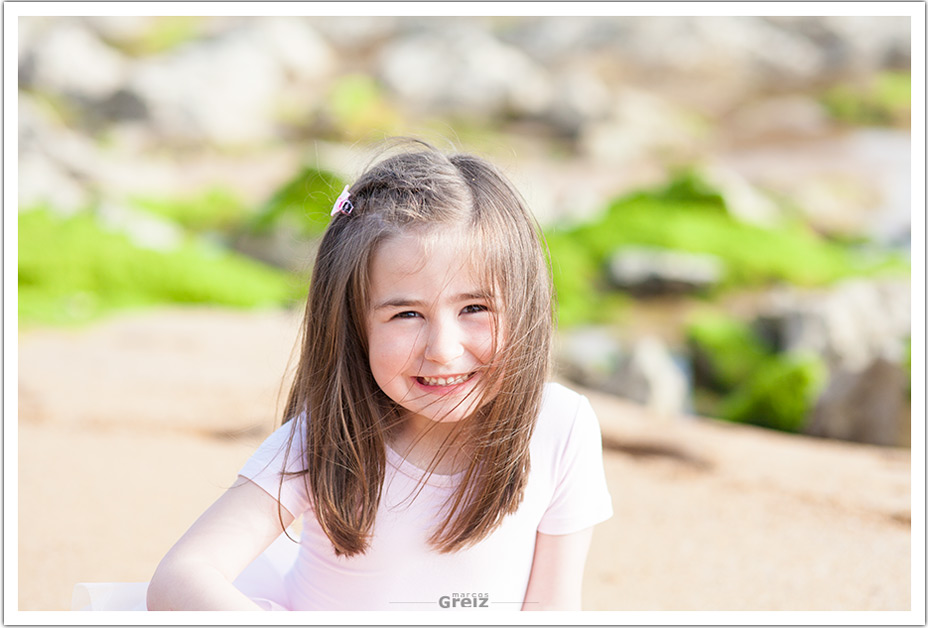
[282,141,553,556]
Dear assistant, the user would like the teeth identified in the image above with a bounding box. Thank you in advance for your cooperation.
[421,373,471,386]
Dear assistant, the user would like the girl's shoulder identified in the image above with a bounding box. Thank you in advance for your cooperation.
[533,382,614,532]
[540,381,587,412]
[535,382,599,445]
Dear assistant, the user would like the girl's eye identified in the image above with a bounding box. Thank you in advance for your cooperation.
[393,311,420,320]
[462,304,489,314]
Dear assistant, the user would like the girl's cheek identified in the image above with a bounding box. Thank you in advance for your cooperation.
[489,316,506,354]
[476,329,501,362]
[392,331,425,364]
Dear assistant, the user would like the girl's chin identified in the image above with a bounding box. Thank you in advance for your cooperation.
[400,398,485,426]
[404,406,479,425]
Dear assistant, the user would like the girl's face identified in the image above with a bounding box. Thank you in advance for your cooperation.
[366,230,502,431]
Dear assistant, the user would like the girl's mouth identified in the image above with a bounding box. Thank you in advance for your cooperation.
[416,372,475,387]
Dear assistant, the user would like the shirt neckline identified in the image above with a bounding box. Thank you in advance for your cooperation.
[384,443,466,488]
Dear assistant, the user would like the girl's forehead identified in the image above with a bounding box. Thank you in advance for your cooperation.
[369,229,495,294]
[377,227,473,264]
[374,229,469,273]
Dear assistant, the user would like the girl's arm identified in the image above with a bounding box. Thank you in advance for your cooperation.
[146,477,296,611]
[521,527,594,611]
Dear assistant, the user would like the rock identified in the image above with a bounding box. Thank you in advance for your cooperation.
[753,278,910,446]
[254,18,336,85]
[81,15,154,47]
[698,163,783,228]
[18,150,90,214]
[792,174,885,239]
[579,88,708,165]
[498,15,906,90]
[125,37,282,145]
[607,246,724,296]
[805,357,907,446]
[726,95,833,143]
[765,16,911,74]
[95,88,150,124]
[19,90,176,206]
[557,331,690,418]
[594,17,824,115]
[496,16,625,65]
[96,201,184,252]
[233,227,317,273]
[313,16,402,52]
[755,278,910,372]
[545,63,614,136]
[606,336,690,417]
[715,130,911,246]
[706,17,827,86]
[377,24,553,117]
[18,94,92,213]
[848,130,912,249]
[121,19,334,146]
[555,327,624,391]
[22,21,128,99]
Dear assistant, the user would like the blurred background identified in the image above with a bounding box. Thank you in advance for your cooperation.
[16,14,915,612]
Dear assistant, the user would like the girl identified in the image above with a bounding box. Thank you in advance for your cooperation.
[144,142,613,611]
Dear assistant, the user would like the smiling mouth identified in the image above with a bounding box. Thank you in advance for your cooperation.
[416,372,476,387]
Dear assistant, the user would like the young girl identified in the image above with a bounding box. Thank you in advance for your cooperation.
[140,143,612,611]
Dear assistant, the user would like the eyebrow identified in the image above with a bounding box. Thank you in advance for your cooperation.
[373,292,495,311]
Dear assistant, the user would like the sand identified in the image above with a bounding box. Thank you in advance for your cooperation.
[15,307,912,611]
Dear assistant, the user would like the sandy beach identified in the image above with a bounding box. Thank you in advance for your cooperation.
[16,306,912,611]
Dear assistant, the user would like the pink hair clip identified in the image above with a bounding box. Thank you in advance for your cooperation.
[331,185,354,217]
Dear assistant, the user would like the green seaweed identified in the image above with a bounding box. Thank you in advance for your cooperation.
[544,170,908,328]
[246,166,345,239]
[130,187,248,234]
[18,207,301,327]
[686,312,773,392]
[821,70,911,127]
[718,352,828,433]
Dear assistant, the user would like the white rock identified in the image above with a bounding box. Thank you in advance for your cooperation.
[378,25,553,117]
[253,18,335,84]
[314,16,401,50]
[17,94,92,213]
[126,26,289,145]
[547,64,613,131]
[699,164,783,228]
[97,202,184,252]
[607,246,725,294]
[82,15,154,45]
[760,278,911,372]
[18,151,89,214]
[580,88,705,165]
[27,21,128,99]
[726,95,832,142]
[556,327,624,389]
[610,336,689,417]
[806,357,907,446]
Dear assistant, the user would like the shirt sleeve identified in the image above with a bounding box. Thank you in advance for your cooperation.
[537,394,613,535]
[237,418,313,518]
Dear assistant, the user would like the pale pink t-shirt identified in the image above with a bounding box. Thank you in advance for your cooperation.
[238,382,613,611]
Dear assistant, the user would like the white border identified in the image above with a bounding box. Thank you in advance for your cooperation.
[5,1,925,18]
[907,2,927,625]
[4,0,21,623]
[5,2,925,625]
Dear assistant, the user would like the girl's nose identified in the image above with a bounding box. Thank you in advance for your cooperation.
[424,319,464,365]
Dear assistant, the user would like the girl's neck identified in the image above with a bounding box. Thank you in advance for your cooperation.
[389,415,472,476]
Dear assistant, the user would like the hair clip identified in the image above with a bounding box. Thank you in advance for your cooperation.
[331,185,354,217]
